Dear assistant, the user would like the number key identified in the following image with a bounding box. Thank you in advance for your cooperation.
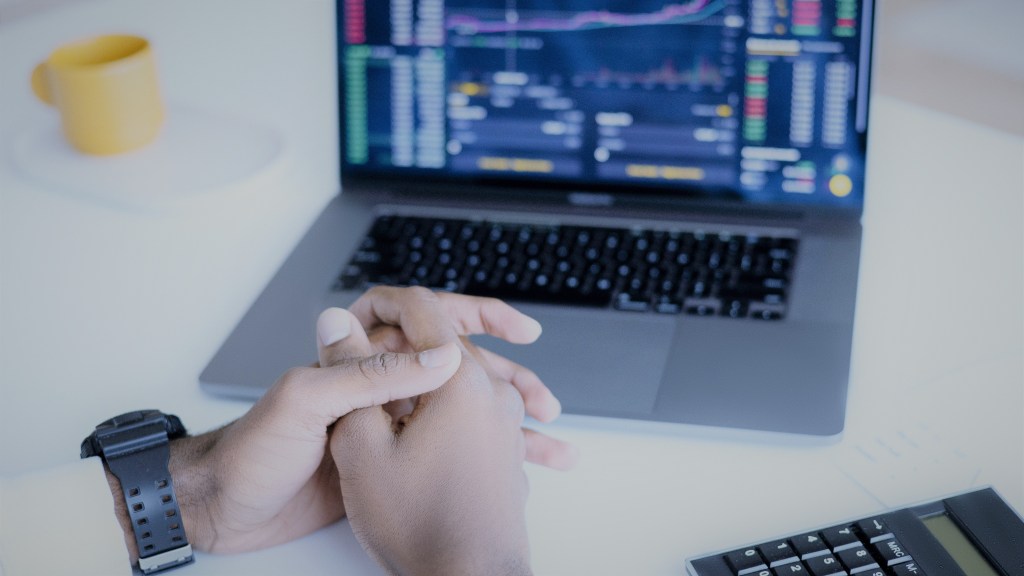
[791,532,830,560]
[821,526,861,552]
[726,547,768,575]
[804,554,846,576]
[836,546,880,574]
[758,539,800,568]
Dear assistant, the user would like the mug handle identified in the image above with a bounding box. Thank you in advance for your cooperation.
[31,63,54,105]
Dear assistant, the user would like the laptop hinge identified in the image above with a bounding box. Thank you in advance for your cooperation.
[568,192,615,207]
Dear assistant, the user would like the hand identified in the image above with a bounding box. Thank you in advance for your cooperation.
[326,321,539,575]
[104,287,567,560]
[344,287,578,470]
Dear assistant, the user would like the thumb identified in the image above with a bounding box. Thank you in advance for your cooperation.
[309,342,462,422]
[326,342,462,453]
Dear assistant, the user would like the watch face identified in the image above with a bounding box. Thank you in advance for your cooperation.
[81,411,186,458]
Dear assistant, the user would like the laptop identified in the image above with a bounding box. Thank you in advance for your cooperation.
[201,0,875,436]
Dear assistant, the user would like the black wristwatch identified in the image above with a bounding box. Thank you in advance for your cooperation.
[81,410,195,574]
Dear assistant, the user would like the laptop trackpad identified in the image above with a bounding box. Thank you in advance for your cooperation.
[472,307,676,416]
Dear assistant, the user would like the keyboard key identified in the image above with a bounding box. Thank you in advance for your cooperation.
[872,537,912,567]
[614,292,650,312]
[855,518,893,543]
[721,299,749,319]
[758,539,800,568]
[341,216,796,321]
[725,547,768,575]
[654,295,683,314]
[791,533,829,559]
[804,554,846,576]
[892,562,925,575]
[685,298,721,316]
[821,526,860,552]
[836,546,879,574]
[772,563,807,574]
[749,307,785,321]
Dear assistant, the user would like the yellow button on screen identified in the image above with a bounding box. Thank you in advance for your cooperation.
[829,174,853,197]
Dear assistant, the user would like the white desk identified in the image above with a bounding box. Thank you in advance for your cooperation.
[1,1,1021,574]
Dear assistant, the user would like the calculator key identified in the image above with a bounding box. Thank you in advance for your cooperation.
[836,546,880,574]
[872,537,913,566]
[726,547,769,575]
[804,553,847,576]
[892,562,925,575]
[821,526,861,552]
[791,533,830,560]
[758,539,800,567]
[772,563,806,575]
[856,518,894,543]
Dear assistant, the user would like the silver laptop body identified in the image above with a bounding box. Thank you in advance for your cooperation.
[202,0,875,436]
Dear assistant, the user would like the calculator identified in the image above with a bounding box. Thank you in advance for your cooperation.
[686,487,1023,576]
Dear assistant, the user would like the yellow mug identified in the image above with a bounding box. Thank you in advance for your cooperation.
[31,34,164,155]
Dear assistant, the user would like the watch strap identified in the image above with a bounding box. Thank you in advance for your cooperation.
[85,411,193,574]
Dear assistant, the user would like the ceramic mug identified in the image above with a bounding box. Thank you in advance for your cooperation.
[31,34,164,155]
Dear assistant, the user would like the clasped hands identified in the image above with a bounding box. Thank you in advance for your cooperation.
[124,287,577,575]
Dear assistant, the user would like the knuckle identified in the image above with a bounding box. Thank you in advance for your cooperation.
[280,366,313,387]
[270,366,315,406]
[365,284,389,298]
[405,285,439,303]
[359,352,404,379]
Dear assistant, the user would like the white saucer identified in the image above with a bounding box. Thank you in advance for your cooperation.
[11,104,285,213]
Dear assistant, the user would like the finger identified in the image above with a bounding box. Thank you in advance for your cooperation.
[317,308,373,367]
[333,343,463,444]
[475,346,561,423]
[365,325,414,355]
[349,286,542,351]
[436,292,543,344]
[348,286,458,352]
[278,343,462,432]
[523,428,579,471]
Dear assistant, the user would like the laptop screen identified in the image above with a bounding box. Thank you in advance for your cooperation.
[338,0,873,208]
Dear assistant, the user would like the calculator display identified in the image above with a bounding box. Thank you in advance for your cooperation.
[921,515,1000,576]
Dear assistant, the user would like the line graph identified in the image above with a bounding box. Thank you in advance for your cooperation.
[447,0,728,35]
[573,57,726,89]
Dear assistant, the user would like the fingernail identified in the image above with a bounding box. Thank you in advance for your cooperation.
[526,316,543,338]
[317,308,351,347]
[417,342,461,368]
[546,393,562,421]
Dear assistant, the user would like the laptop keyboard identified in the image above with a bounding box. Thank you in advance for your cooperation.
[336,215,798,320]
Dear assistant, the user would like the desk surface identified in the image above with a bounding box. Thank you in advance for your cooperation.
[1,1,1022,574]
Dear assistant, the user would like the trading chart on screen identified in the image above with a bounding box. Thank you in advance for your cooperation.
[340,0,872,206]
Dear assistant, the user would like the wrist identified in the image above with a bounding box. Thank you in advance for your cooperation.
[167,432,220,553]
